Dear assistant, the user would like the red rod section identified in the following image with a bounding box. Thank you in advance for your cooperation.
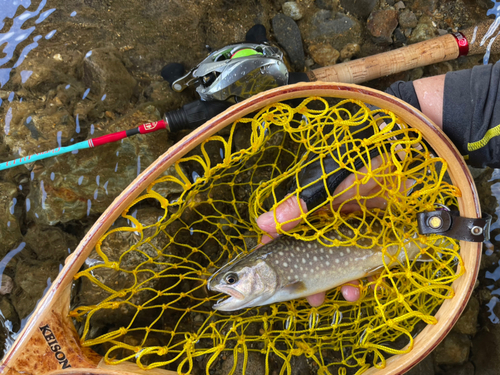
[138,119,167,134]
[89,120,168,147]
[90,131,128,147]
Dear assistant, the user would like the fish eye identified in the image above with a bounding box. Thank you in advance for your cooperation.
[224,273,238,285]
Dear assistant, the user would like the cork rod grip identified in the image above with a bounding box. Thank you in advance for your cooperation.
[309,34,460,83]
[309,19,497,84]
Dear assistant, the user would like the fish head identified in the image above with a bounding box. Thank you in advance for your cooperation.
[208,257,278,311]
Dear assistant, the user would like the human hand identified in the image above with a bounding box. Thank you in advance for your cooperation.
[256,155,395,306]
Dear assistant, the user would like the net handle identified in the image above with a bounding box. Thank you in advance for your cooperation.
[309,19,495,84]
[0,82,481,375]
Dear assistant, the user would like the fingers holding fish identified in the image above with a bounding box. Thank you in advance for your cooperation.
[311,277,379,306]
[306,283,360,307]
[256,195,308,243]
[253,196,378,307]
[340,280,361,302]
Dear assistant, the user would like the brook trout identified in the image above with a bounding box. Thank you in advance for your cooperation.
[208,223,429,311]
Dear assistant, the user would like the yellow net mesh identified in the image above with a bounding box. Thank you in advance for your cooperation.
[70,97,463,375]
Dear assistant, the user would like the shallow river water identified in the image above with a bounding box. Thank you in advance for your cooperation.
[1,0,500,374]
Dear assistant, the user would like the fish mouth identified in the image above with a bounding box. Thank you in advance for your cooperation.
[210,285,247,311]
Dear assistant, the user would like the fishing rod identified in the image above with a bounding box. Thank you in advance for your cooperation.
[1,18,498,171]
[0,99,230,171]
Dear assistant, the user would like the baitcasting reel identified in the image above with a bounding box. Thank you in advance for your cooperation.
[170,42,289,102]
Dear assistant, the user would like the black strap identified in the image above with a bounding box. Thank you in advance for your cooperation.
[417,210,492,242]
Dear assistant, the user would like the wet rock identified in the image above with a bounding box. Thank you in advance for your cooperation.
[24,224,78,262]
[303,10,362,51]
[408,16,438,44]
[220,351,266,375]
[412,0,439,15]
[405,355,434,375]
[472,319,500,375]
[10,56,80,95]
[477,0,495,10]
[0,297,20,332]
[399,9,418,29]
[12,258,60,319]
[315,0,339,11]
[290,355,312,375]
[0,183,23,260]
[394,1,405,11]
[367,9,399,45]
[340,43,360,61]
[443,362,475,375]
[83,47,138,113]
[2,101,75,160]
[453,296,479,336]
[142,80,189,115]
[433,332,470,365]
[0,276,14,296]
[393,28,407,47]
[427,62,454,76]
[272,14,306,71]
[308,43,340,66]
[282,2,303,21]
[26,104,179,225]
[339,0,378,19]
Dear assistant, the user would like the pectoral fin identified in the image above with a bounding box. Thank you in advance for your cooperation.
[283,281,307,293]
[365,264,385,278]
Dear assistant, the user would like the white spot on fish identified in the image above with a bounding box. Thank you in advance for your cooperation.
[303,273,307,278]
[345,261,349,266]
[300,266,304,271]
[283,262,288,267]
[302,258,306,264]
[340,252,344,257]
[326,261,330,266]
[308,243,312,249]
[296,246,301,251]
[346,248,351,253]
[336,259,340,264]
[287,276,292,281]
[313,256,318,261]
[279,251,284,256]
[320,249,324,253]
[321,270,326,275]
[294,264,298,269]
[329,250,333,254]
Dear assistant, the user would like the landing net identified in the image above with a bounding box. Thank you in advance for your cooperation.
[70,97,463,375]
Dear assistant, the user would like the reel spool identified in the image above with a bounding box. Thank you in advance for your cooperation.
[0,82,482,375]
